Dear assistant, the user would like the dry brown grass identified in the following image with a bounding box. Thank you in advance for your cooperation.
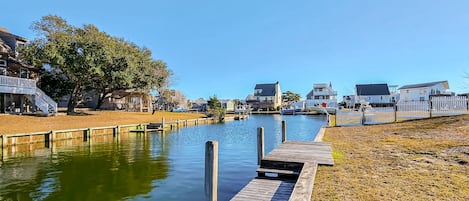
[313,115,469,201]
[0,111,205,134]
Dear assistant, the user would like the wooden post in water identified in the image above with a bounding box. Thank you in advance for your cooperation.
[281,120,287,143]
[45,131,55,149]
[162,117,165,130]
[1,135,7,150]
[113,126,119,137]
[83,129,88,142]
[205,140,218,201]
[257,127,264,166]
[83,128,92,142]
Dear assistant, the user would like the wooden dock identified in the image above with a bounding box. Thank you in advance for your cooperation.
[231,127,333,201]
[263,141,334,166]
[231,178,296,201]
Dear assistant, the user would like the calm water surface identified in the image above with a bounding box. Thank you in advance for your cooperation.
[0,114,326,201]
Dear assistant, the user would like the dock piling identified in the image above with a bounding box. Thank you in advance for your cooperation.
[2,135,7,150]
[282,120,287,143]
[205,140,218,201]
[257,127,264,166]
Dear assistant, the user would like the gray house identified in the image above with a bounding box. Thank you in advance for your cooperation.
[246,82,282,111]
[0,27,57,115]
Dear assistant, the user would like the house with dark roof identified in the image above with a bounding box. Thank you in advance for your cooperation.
[355,84,394,107]
[0,27,57,115]
[398,81,450,102]
[246,82,282,110]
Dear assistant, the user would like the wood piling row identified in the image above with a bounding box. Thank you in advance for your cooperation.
[0,117,216,149]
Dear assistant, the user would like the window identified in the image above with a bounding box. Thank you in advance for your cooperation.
[255,89,262,95]
[0,67,6,75]
[0,59,6,67]
[20,69,28,78]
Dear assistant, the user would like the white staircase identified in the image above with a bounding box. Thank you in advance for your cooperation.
[34,88,58,115]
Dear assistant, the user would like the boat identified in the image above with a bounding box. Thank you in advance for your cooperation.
[309,104,337,114]
[280,108,296,115]
[234,104,251,114]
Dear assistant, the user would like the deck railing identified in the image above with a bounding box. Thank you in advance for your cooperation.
[0,75,36,93]
[0,75,57,115]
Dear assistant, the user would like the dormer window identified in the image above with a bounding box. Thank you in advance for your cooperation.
[255,89,262,95]
[0,59,6,67]
[16,41,25,49]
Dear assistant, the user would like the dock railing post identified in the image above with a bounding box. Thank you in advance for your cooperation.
[205,140,218,201]
[281,120,287,143]
[257,127,264,166]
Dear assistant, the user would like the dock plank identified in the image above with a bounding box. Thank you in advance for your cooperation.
[232,140,334,200]
[231,179,295,201]
[288,162,318,201]
[264,141,334,166]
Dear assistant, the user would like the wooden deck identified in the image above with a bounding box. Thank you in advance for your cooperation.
[264,141,334,166]
[231,141,333,201]
[231,178,295,201]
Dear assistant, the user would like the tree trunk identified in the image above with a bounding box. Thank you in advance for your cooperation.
[67,85,81,115]
[95,89,110,110]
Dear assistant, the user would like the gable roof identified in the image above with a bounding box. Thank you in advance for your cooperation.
[356,84,390,96]
[398,81,449,90]
[254,83,277,96]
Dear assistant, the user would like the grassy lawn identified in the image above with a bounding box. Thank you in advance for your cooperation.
[313,115,469,200]
[0,111,205,134]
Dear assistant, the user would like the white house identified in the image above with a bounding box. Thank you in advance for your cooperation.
[305,83,338,108]
[399,81,450,102]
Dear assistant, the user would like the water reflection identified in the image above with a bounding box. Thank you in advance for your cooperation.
[0,115,326,201]
[0,133,170,201]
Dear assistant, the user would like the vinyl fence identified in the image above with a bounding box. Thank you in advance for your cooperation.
[335,96,469,126]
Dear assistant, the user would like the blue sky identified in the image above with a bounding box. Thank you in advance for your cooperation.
[3,0,469,100]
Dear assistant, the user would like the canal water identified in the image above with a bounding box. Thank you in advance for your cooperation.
[0,114,326,201]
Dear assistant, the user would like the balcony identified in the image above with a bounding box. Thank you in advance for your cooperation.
[0,75,36,94]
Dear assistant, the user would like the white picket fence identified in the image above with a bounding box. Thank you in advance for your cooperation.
[431,96,468,115]
[398,96,468,117]
[336,96,468,126]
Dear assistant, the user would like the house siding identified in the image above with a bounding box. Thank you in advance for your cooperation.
[399,83,448,102]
